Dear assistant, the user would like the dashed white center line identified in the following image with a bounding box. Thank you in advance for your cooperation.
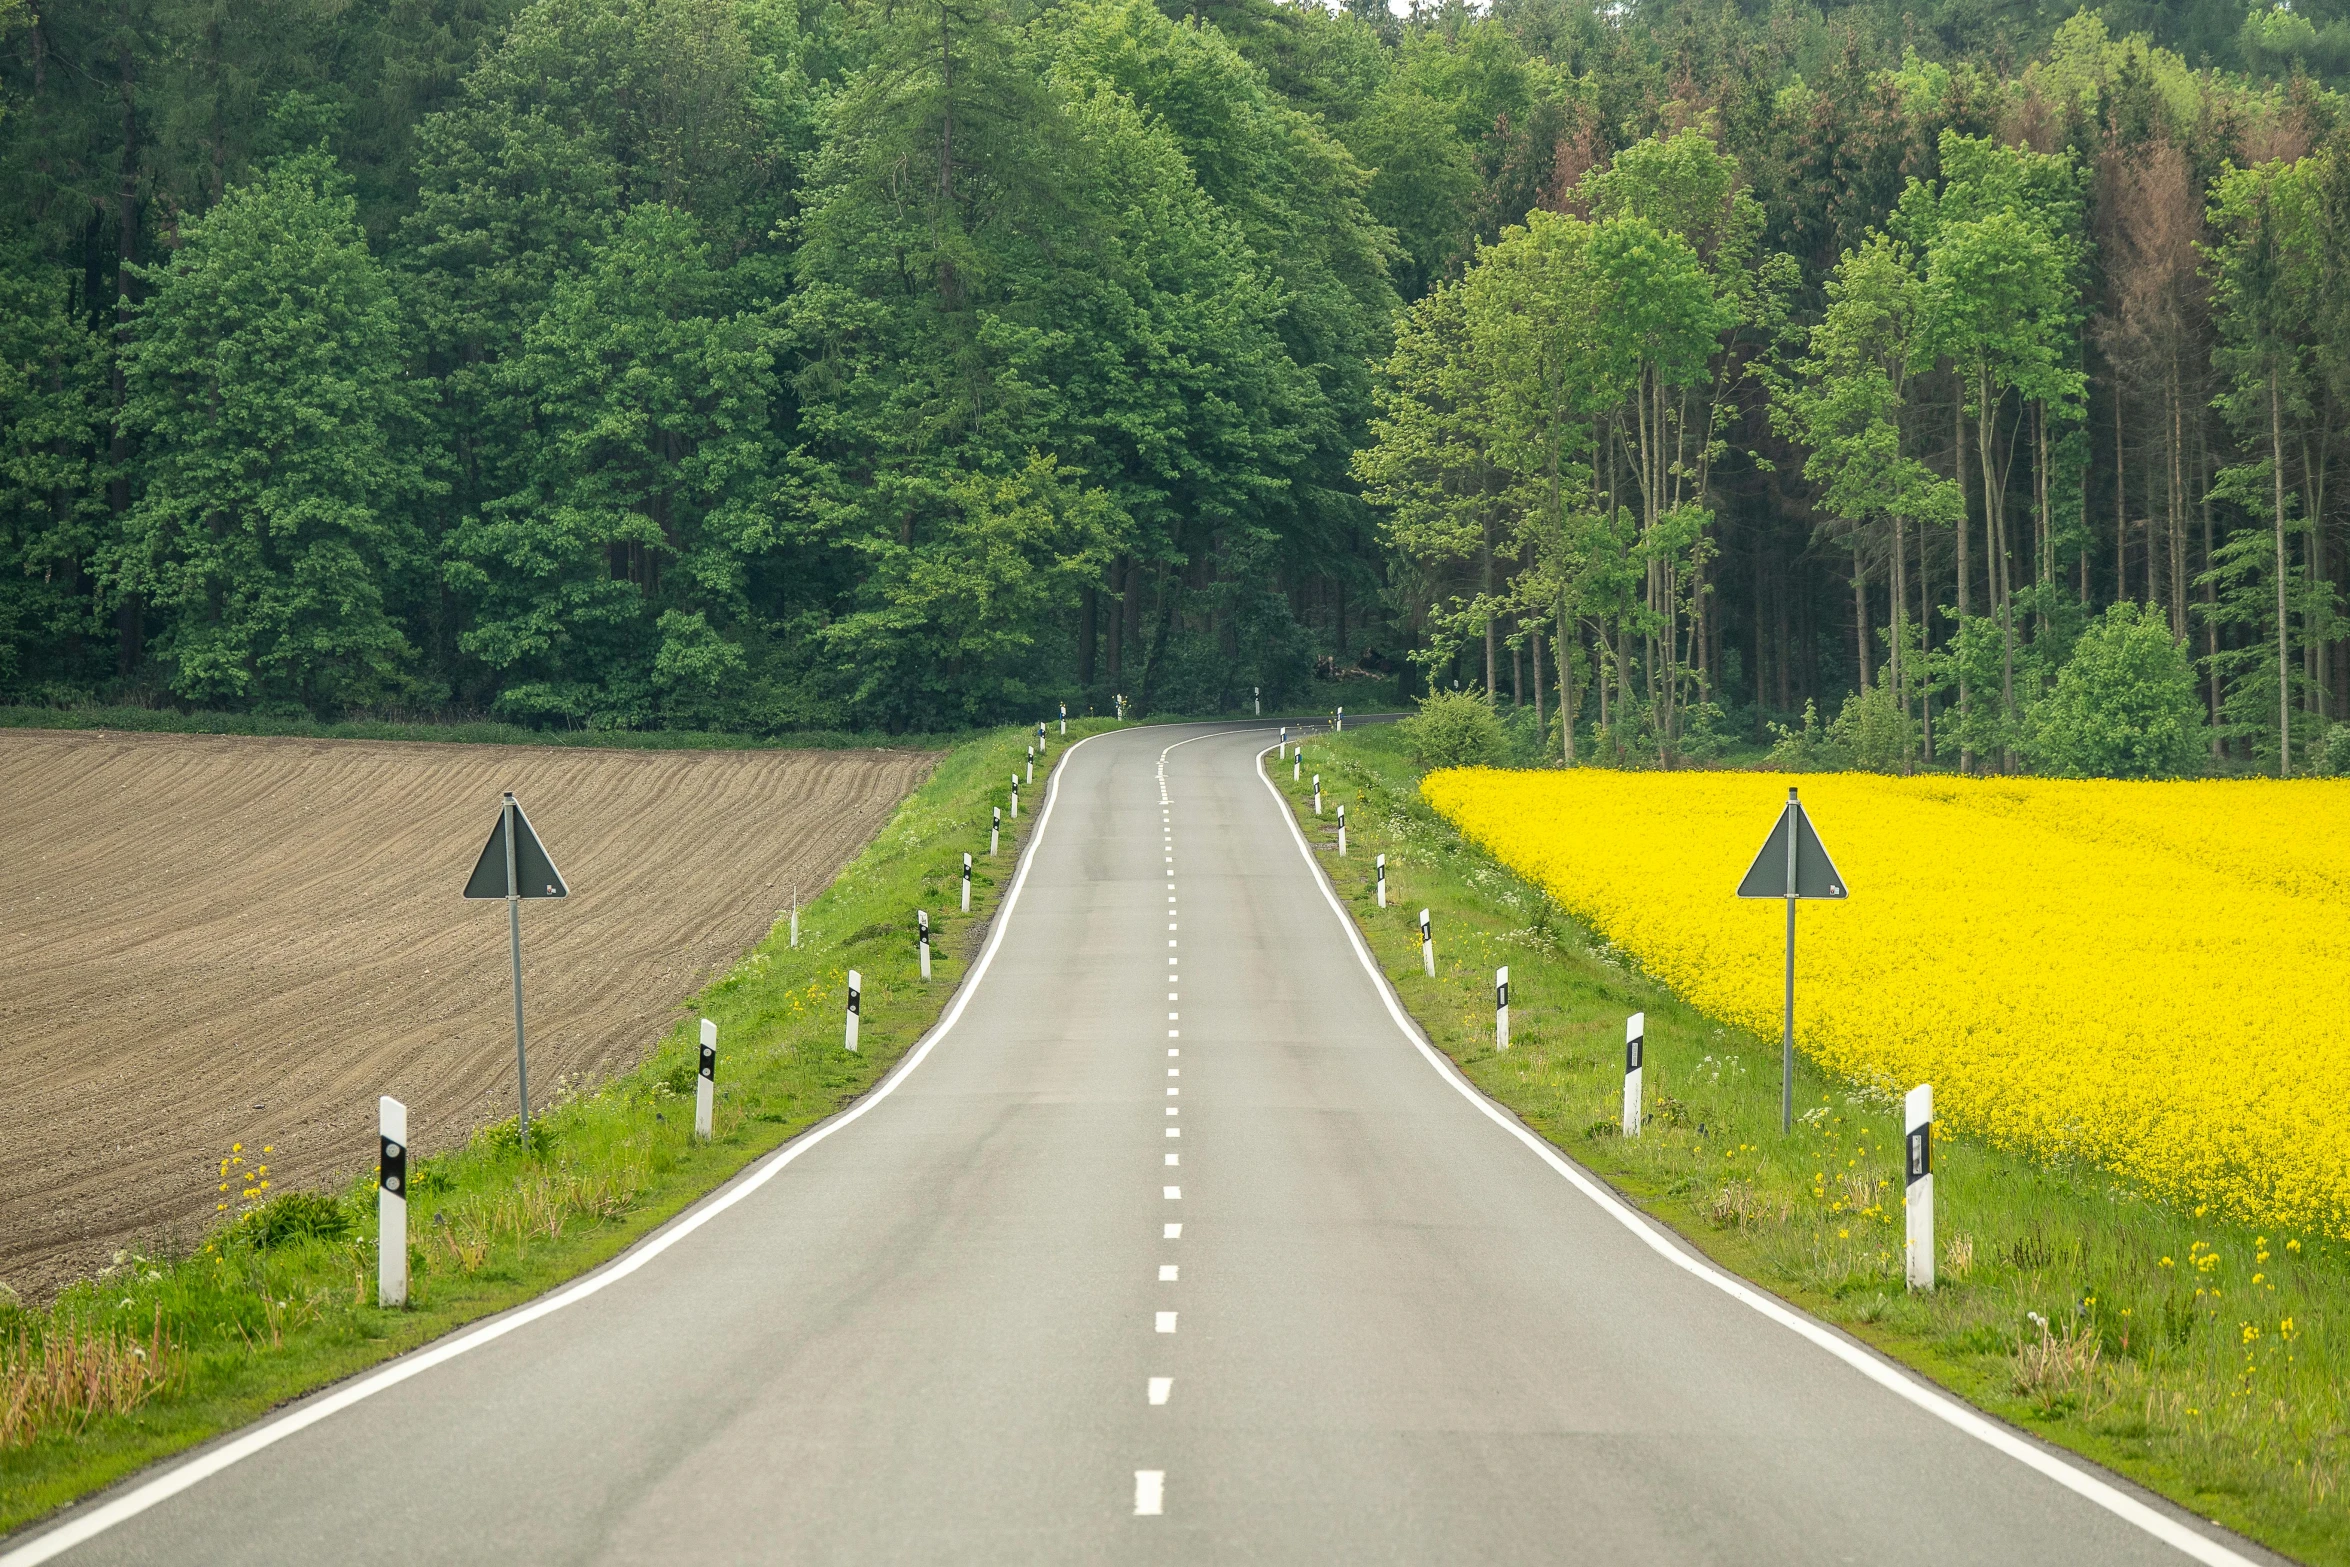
[1165,1153,1178,1166]
[1147,1378,1173,1406]
[1155,1312,1177,1332]
[1135,1470,1165,1515]
[1165,1107,1177,1116]
[1163,1185,1180,1199]
[1168,1048,1179,1057]
[1168,1011,1178,1020]
[1165,1127,1179,1137]
[1159,1264,1178,1281]
[1164,1223,1181,1238]
[1166,1088,1179,1097]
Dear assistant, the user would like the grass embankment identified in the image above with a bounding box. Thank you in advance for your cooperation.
[1277,724,2345,1567]
[0,704,963,751]
[0,720,1112,1535]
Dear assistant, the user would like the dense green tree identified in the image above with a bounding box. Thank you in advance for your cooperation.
[2024,600,2208,776]
[109,148,433,711]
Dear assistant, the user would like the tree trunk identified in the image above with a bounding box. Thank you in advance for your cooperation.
[1853,544,1870,692]
[1530,624,1546,760]
[1559,603,1576,765]
[2272,368,2292,776]
[1079,584,1098,686]
[1955,373,1972,772]
[1481,521,1496,699]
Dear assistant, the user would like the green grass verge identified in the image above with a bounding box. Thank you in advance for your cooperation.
[0,719,1117,1535]
[0,704,962,750]
[1278,723,2346,1566]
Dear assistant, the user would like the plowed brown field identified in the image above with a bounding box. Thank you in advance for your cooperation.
[0,730,938,1301]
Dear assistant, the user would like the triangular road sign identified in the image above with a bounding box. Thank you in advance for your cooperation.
[1736,793,1848,899]
[463,793,569,899]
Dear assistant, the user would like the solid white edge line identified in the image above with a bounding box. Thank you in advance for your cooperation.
[1,726,1119,1567]
[1246,739,2263,1567]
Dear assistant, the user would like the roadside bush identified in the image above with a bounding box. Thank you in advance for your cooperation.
[241,1189,352,1249]
[1402,688,1506,770]
[2023,602,2206,778]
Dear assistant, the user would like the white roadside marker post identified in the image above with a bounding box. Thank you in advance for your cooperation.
[1027,746,1035,784]
[1279,726,1288,760]
[378,1096,407,1308]
[918,909,932,980]
[962,852,973,913]
[1336,705,1344,732]
[1906,1083,1934,1291]
[1623,1012,1645,1137]
[1312,774,1321,814]
[1254,686,1261,716]
[1337,804,1347,856]
[1011,776,1020,818]
[696,1018,716,1141]
[1420,908,1434,977]
[992,806,1001,857]
[789,889,799,949]
[1059,703,1067,736]
[1292,752,1301,782]
[1116,693,1126,721]
[845,971,862,1052]
[1376,853,1387,907]
[1495,966,1510,1051]
[1038,721,1046,754]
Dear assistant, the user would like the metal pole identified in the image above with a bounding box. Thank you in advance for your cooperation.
[504,793,530,1153]
[1782,786,1798,1135]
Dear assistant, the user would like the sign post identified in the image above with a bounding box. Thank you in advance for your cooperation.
[462,792,568,1152]
[1735,787,1848,1134]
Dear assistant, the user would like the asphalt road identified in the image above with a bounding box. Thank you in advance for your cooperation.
[6,722,2281,1565]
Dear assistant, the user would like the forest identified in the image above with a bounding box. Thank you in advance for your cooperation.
[1,0,2347,768]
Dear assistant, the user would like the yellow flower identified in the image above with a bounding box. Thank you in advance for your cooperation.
[1424,768,2350,1237]
[1838,1229,1850,1239]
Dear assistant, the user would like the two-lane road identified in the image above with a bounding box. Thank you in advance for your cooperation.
[5,723,2278,1564]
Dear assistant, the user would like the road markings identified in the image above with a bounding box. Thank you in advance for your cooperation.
[1253,739,2265,1567]
[1159,1264,1178,1281]
[1166,1154,1179,1166]
[1166,1128,1179,1137]
[1156,1312,1177,1332]
[1148,1379,1173,1406]
[0,727,1120,1567]
[1163,1186,1181,1199]
[1134,1471,1165,1515]
[1164,1223,1181,1238]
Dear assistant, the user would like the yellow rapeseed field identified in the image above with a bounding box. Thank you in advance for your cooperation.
[1424,768,2350,1237]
